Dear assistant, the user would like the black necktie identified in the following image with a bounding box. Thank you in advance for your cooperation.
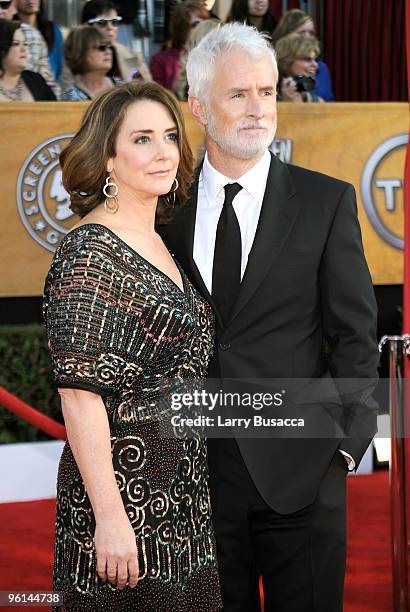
[212,183,243,326]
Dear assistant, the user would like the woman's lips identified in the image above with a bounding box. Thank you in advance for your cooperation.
[149,170,172,176]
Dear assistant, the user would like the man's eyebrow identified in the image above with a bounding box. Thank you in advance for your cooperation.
[227,87,247,95]
[227,85,276,94]
[130,127,177,135]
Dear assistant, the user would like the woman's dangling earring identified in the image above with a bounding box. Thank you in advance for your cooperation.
[103,175,119,214]
[167,177,179,207]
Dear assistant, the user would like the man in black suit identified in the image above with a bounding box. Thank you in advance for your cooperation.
[159,23,379,612]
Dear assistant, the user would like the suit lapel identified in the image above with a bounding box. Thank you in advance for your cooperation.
[165,154,298,331]
[228,154,298,326]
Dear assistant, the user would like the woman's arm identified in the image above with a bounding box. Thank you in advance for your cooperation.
[59,388,139,590]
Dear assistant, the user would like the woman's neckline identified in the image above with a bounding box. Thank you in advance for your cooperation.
[75,75,113,98]
[67,222,187,296]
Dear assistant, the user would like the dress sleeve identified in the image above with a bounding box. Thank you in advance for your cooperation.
[43,241,134,396]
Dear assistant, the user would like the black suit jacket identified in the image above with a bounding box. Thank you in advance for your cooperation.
[159,153,379,513]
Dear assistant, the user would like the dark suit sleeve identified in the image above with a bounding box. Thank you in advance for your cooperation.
[319,183,379,466]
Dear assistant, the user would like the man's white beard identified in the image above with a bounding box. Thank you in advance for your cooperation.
[205,107,275,160]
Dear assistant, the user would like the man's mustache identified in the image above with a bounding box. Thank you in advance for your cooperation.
[237,121,269,131]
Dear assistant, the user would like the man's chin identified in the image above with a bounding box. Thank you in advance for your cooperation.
[228,139,270,160]
[207,130,271,161]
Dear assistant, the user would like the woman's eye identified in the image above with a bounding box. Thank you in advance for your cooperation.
[166,133,178,141]
[135,136,150,144]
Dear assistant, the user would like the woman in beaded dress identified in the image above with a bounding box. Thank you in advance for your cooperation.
[43,81,222,611]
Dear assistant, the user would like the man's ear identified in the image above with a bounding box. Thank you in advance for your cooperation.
[188,96,208,128]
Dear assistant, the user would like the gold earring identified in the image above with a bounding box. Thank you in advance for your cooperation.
[103,175,119,214]
[167,177,179,207]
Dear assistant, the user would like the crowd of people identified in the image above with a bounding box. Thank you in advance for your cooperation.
[0,0,334,103]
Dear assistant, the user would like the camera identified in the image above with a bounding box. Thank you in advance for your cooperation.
[293,75,316,92]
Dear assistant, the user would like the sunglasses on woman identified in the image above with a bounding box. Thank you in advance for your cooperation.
[94,44,113,51]
[87,17,123,27]
[0,0,13,8]
[297,56,317,63]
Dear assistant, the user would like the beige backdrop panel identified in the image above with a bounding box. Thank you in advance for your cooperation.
[0,102,406,297]
[274,103,406,287]
[0,102,204,298]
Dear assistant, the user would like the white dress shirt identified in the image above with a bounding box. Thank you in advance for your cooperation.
[193,150,355,472]
[193,150,271,294]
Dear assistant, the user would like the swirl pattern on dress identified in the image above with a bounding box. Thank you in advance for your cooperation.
[43,224,221,611]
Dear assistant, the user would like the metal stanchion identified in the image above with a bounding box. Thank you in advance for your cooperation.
[379,335,410,612]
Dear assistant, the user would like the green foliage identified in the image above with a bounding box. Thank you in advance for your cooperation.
[0,324,62,443]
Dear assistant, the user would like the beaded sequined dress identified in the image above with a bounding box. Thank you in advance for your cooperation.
[43,224,222,611]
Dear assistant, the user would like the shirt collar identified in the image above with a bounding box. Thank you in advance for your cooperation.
[202,150,271,206]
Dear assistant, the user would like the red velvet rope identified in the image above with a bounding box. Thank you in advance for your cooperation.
[0,386,66,441]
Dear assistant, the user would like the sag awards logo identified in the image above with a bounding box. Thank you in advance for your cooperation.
[17,134,75,252]
[270,138,292,162]
[361,134,407,250]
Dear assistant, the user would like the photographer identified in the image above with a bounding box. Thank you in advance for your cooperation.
[275,34,324,103]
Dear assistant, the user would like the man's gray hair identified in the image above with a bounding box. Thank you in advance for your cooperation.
[187,22,277,100]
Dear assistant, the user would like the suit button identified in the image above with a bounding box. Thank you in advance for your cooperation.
[219,342,230,351]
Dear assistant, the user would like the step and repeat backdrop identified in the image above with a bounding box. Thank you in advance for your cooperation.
[0,102,406,297]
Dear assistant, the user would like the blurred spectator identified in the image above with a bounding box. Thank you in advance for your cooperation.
[173,1,220,100]
[61,25,119,100]
[61,0,151,92]
[15,0,63,84]
[150,1,208,91]
[226,0,276,35]
[80,1,150,83]
[0,0,58,95]
[0,18,55,100]
[160,0,218,44]
[114,0,139,49]
[275,34,323,103]
[18,21,59,94]
[0,0,16,19]
[272,9,334,102]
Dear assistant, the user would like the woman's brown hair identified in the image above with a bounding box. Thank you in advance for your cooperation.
[271,9,311,46]
[275,34,320,79]
[63,25,110,75]
[60,80,194,222]
[170,2,209,49]
[0,19,20,78]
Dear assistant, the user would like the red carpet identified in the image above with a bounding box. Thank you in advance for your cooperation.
[345,470,392,611]
[0,471,392,611]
